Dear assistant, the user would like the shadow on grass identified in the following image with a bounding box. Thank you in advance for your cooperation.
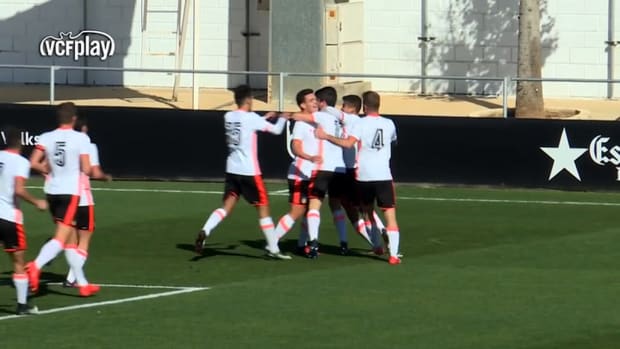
[176,243,266,261]
[241,239,384,261]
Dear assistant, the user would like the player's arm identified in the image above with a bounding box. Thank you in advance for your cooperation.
[14,177,47,210]
[258,114,288,135]
[290,112,317,125]
[291,140,322,164]
[88,144,112,181]
[315,127,357,148]
[29,147,49,174]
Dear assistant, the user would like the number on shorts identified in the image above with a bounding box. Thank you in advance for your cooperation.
[53,141,66,167]
[371,129,384,150]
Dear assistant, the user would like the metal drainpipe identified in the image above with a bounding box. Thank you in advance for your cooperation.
[245,0,250,85]
[420,0,427,95]
[83,0,88,85]
[607,0,616,99]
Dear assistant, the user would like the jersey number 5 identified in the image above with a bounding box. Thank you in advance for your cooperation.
[371,129,384,150]
[0,162,4,175]
[54,141,66,167]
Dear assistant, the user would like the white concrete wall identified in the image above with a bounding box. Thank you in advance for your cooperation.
[0,0,618,98]
[362,0,618,98]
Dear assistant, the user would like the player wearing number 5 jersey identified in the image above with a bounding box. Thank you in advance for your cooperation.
[27,102,101,296]
[316,91,402,265]
[194,85,291,260]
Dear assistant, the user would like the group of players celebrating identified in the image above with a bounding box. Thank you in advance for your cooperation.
[0,102,110,314]
[195,85,401,264]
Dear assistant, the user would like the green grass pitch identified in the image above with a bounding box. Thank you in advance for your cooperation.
[1,180,619,348]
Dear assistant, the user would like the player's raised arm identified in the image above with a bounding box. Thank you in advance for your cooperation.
[256,112,288,135]
[315,127,357,149]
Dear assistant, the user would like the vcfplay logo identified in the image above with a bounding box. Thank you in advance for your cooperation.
[39,30,115,61]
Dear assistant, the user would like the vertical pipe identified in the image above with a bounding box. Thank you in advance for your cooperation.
[503,76,510,118]
[50,66,56,105]
[83,0,88,85]
[420,0,428,95]
[192,0,199,109]
[278,72,284,111]
[245,0,251,85]
[608,0,615,99]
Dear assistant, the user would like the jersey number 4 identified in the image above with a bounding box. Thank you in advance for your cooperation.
[371,129,384,150]
[54,141,66,167]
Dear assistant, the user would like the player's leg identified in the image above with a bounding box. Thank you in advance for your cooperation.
[357,182,384,254]
[341,170,372,246]
[1,220,36,314]
[246,175,290,259]
[65,206,94,287]
[195,174,239,253]
[63,226,99,296]
[306,171,331,258]
[328,173,348,254]
[28,195,79,292]
[377,181,400,265]
[296,215,310,255]
[274,179,308,240]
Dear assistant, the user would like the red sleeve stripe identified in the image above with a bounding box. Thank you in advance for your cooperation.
[35,145,45,151]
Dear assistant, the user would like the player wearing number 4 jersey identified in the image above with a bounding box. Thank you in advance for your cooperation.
[0,127,47,315]
[28,102,101,296]
[316,91,402,265]
[194,85,291,260]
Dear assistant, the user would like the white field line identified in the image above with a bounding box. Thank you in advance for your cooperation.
[25,186,620,207]
[0,283,209,321]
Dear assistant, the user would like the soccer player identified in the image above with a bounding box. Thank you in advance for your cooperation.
[63,118,112,287]
[28,102,101,296]
[315,87,375,253]
[272,89,322,255]
[0,127,47,314]
[315,91,401,264]
[287,90,347,258]
[194,85,290,260]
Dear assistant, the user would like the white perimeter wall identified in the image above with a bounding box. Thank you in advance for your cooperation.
[0,0,619,98]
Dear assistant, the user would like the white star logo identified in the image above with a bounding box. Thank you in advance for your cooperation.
[540,128,587,181]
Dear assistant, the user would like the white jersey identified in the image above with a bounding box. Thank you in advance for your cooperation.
[37,127,91,196]
[0,150,30,224]
[310,111,346,173]
[225,110,286,176]
[79,143,100,207]
[349,115,397,181]
[288,121,319,181]
[324,106,360,169]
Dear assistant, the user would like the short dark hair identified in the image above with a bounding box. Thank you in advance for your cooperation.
[57,102,77,124]
[362,91,381,111]
[3,126,21,148]
[342,95,362,114]
[296,88,314,108]
[315,86,337,107]
[234,85,252,106]
[74,117,88,132]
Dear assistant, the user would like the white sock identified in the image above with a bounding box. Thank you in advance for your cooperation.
[373,211,386,231]
[306,209,321,241]
[275,214,296,239]
[259,217,279,253]
[386,227,400,257]
[13,273,28,305]
[298,218,309,247]
[34,238,64,270]
[64,248,89,286]
[356,219,373,246]
[332,209,347,243]
[66,249,87,283]
[202,208,227,236]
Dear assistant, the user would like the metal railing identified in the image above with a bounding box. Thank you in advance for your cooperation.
[2,64,620,118]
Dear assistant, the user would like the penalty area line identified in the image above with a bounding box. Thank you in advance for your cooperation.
[0,286,209,321]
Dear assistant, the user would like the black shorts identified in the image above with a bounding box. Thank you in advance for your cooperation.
[0,218,26,252]
[308,171,333,200]
[357,180,396,209]
[47,194,80,227]
[288,179,309,206]
[76,206,95,232]
[224,173,269,206]
[328,172,347,199]
[334,169,359,205]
